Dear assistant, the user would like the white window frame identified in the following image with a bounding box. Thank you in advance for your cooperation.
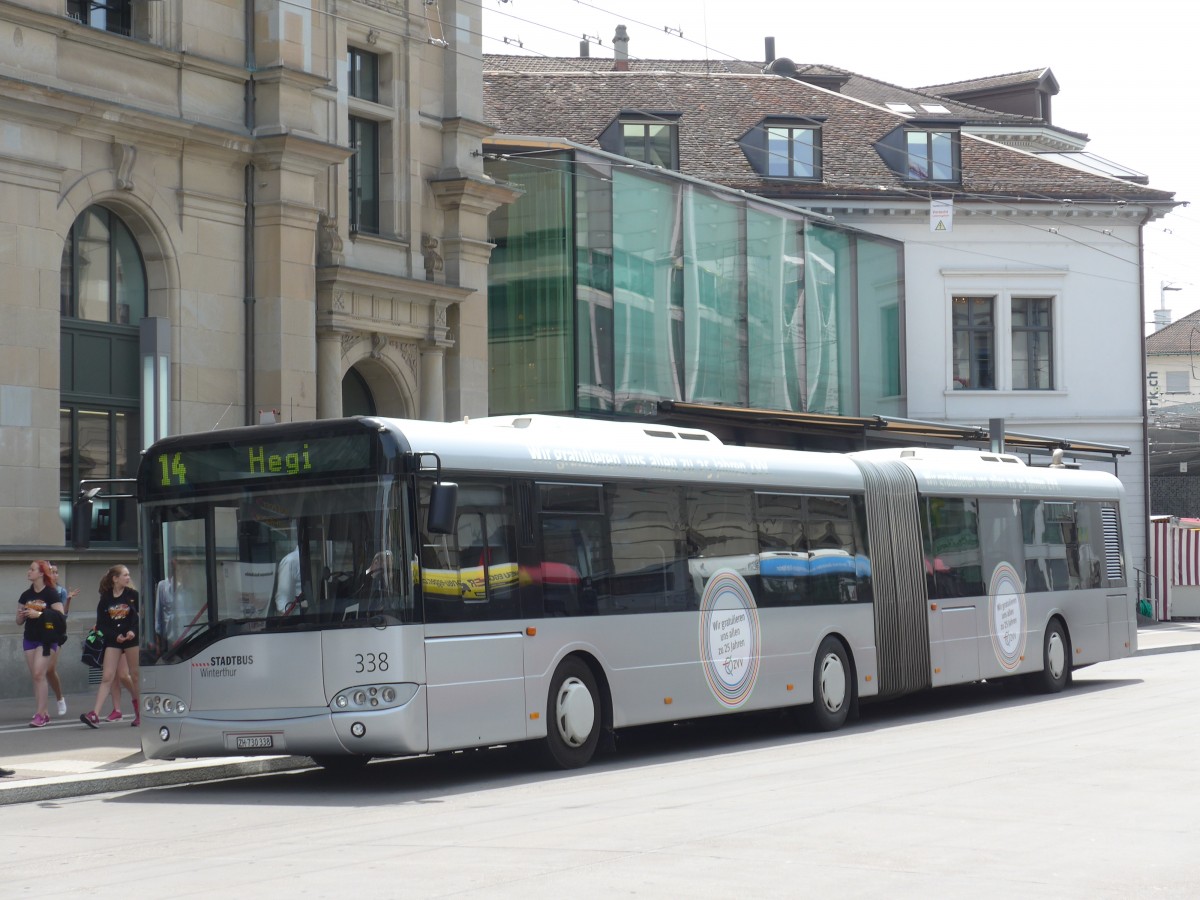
[943,272,1066,394]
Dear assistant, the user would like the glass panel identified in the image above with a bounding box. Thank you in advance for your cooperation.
[573,157,615,411]
[856,235,903,414]
[952,296,994,390]
[606,483,690,612]
[59,409,73,538]
[924,497,984,598]
[114,410,138,544]
[60,239,75,317]
[747,207,804,410]
[76,209,111,322]
[350,118,379,234]
[622,124,647,163]
[931,131,954,181]
[612,169,681,412]
[686,486,757,604]
[971,332,995,388]
[647,124,675,169]
[143,481,407,664]
[485,155,573,414]
[906,132,929,179]
[1012,297,1052,390]
[791,130,815,178]
[112,218,145,326]
[767,127,789,176]
[683,186,743,404]
[349,48,379,102]
[804,224,853,413]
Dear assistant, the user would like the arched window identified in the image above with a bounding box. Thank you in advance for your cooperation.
[60,207,146,545]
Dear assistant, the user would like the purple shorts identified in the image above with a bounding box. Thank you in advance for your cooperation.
[23,640,59,653]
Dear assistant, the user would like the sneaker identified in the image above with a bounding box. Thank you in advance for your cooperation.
[80,711,99,729]
[131,715,140,728]
[29,713,49,728]
[104,709,123,723]
[56,698,67,716]
[0,767,14,778]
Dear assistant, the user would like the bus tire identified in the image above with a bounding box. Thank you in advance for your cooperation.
[807,636,853,731]
[1031,618,1071,694]
[312,754,371,775]
[540,656,600,769]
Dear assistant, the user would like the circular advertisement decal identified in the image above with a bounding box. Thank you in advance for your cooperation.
[989,562,1027,670]
[698,569,761,707]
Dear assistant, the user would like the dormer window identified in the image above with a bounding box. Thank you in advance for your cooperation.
[739,118,824,180]
[600,112,680,169]
[906,129,958,181]
[875,122,962,183]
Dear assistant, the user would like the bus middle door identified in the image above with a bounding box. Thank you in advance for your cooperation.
[422,498,527,753]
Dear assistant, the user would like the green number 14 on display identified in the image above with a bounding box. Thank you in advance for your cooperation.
[158,452,187,486]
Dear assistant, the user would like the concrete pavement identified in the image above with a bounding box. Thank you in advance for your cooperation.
[1,620,1198,805]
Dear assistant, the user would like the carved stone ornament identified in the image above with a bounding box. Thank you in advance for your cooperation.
[370,332,387,359]
[112,143,136,191]
[318,213,344,267]
[398,342,418,374]
[422,234,444,282]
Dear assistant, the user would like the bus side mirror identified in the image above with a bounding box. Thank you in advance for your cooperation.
[72,490,99,550]
[427,482,458,535]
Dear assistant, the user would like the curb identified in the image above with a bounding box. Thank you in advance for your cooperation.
[0,755,313,806]
[1134,642,1200,658]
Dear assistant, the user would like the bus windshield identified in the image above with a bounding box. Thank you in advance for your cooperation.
[141,477,409,664]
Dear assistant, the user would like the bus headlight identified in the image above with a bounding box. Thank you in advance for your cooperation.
[143,694,188,717]
[330,683,416,712]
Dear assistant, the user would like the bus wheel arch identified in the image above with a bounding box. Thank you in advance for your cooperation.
[1030,615,1072,694]
[806,634,856,732]
[539,652,609,769]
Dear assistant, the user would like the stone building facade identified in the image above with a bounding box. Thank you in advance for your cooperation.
[0,0,513,698]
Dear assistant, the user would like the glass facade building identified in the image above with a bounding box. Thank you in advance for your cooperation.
[486,146,904,421]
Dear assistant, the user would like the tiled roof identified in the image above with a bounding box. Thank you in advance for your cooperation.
[482,64,1174,204]
[1147,310,1200,354]
[919,68,1055,95]
[484,55,1052,129]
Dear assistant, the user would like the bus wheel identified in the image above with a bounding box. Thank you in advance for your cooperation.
[808,636,852,731]
[1031,619,1071,694]
[540,656,600,769]
[312,754,371,775]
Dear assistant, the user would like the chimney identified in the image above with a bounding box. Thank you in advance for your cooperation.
[580,39,589,57]
[613,24,629,71]
[765,36,775,64]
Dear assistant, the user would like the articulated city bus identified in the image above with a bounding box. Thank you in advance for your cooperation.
[136,415,1135,770]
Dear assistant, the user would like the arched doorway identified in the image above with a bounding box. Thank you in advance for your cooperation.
[342,366,377,417]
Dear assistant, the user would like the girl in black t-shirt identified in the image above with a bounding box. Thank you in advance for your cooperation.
[16,560,66,728]
[80,565,142,729]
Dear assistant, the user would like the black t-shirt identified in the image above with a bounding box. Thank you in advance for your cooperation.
[19,585,63,644]
[96,588,140,645]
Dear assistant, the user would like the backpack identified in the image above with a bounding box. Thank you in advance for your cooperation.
[81,627,105,669]
[36,609,68,656]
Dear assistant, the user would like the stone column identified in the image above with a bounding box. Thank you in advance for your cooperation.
[420,342,446,422]
[316,331,343,419]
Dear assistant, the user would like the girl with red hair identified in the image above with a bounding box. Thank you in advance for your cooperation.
[15,560,66,727]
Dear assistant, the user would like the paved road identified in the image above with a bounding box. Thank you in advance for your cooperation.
[0,620,1197,807]
[3,634,1200,897]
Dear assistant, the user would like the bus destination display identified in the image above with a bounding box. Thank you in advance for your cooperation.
[145,433,375,496]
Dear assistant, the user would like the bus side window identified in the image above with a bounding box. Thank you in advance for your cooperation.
[422,479,518,623]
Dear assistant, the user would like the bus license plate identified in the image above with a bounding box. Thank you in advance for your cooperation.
[235,735,274,750]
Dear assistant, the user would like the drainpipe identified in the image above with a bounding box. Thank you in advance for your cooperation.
[1138,206,1158,595]
[243,1,257,424]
